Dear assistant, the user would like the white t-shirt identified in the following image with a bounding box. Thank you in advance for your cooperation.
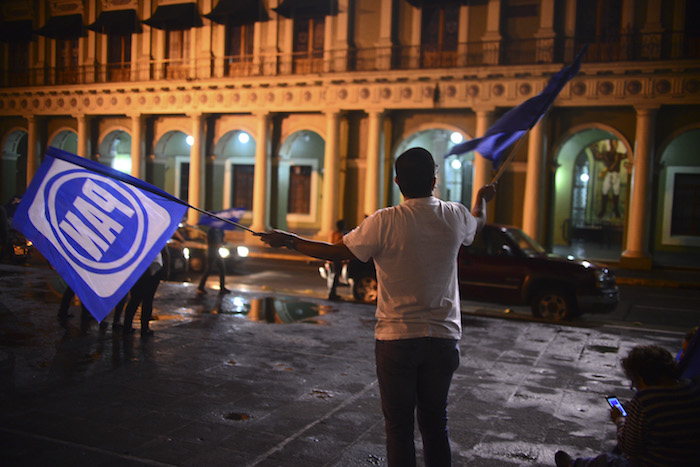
[343,196,478,340]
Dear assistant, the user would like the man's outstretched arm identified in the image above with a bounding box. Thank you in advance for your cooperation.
[256,230,358,263]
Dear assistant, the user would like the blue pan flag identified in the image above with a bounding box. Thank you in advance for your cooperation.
[197,208,245,231]
[13,147,189,323]
[445,45,588,169]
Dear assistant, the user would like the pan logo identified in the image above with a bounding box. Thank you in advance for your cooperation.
[27,158,171,298]
[48,173,145,272]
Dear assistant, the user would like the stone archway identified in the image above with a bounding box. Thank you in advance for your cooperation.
[1,129,28,201]
[552,127,632,260]
[392,128,473,207]
[274,130,324,230]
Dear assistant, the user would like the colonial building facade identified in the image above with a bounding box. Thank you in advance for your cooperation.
[1,0,699,269]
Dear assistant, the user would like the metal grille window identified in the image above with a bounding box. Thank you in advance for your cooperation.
[421,4,459,68]
[293,17,324,74]
[232,164,254,210]
[107,34,131,81]
[288,165,312,214]
[225,24,255,76]
[572,152,590,227]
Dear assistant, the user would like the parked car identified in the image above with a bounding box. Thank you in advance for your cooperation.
[172,224,249,274]
[319,223,619,321]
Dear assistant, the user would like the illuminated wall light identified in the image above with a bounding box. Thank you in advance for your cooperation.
[112,156,132,174]
[580,173,590,182]
[451,159,462,170]
[186,135,194,146]
[238,132,250,144]
[450,132,464,144]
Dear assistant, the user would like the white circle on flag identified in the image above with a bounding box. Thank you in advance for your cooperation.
[47,172,146,271]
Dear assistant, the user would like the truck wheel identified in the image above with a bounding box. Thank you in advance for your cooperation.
[352,275,378,303]
[531,288,575,322]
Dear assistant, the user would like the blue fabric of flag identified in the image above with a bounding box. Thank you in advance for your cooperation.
[197,208,245,230]
[445,45,588,169]
[12,147,189,323]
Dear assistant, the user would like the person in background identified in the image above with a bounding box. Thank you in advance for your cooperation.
[123,248,168,337]
[555,345,700,467]
[197,227,229,295]
[257,147,495,467]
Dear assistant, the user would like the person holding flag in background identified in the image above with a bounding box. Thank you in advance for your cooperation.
[12,147,189,323]
[196,208,244,295]
[11,145,252,324]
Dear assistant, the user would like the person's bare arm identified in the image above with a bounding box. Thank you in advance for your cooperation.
[471,184,496,232]
[256,230,357,262]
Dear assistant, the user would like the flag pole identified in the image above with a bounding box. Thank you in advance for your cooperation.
[188,205,259,234]
[489,132,528,185]
[489,107,553,185]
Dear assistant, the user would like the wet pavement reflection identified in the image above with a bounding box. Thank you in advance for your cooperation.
[0,263,688,466]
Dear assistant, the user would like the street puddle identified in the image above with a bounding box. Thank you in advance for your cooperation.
[220,295,334,324]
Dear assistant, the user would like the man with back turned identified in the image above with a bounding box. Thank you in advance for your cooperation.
[258,147,495,466]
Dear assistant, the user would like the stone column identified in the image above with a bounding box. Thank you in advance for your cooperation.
[641,0,663,60]
[523,118,545,241]
[534,0,556,63]
[364,109,383,216]
[621,106,657,269]
[471,108,495,207]
[375,0,394,70]
[321,110,341,239]
[456,6,470,67]
[26,116,38,185]
[76,114,88,158]
[130,114,143,179]
[186,113,204,225]
[251,112,270,233]
[408,3,422,69]
[481,0,502,65]
[563,0,576,61]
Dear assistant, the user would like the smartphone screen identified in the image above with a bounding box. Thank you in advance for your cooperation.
[606,396,627,417]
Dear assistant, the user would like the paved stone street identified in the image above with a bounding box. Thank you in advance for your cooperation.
[0,264,685,466]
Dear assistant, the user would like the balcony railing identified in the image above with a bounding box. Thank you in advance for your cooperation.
[1,32,698,89]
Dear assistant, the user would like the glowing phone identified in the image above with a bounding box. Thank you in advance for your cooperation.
[605,395,627,417]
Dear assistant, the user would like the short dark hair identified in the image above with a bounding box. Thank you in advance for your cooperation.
[395,147,437,198]
[622,345,679,386]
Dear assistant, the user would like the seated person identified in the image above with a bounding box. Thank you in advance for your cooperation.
[555,345,700,467]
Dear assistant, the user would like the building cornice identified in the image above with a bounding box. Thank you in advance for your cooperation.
[1,61,699,118]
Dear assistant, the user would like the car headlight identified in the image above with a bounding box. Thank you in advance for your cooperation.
[237,246,249,258]
[218,247,231,258]
[182,247,190,260]
[594,269,612,288]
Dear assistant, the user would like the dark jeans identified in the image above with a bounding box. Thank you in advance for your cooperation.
[123,272,161,331]
[375,337,460,467]
[198,252,225,290]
